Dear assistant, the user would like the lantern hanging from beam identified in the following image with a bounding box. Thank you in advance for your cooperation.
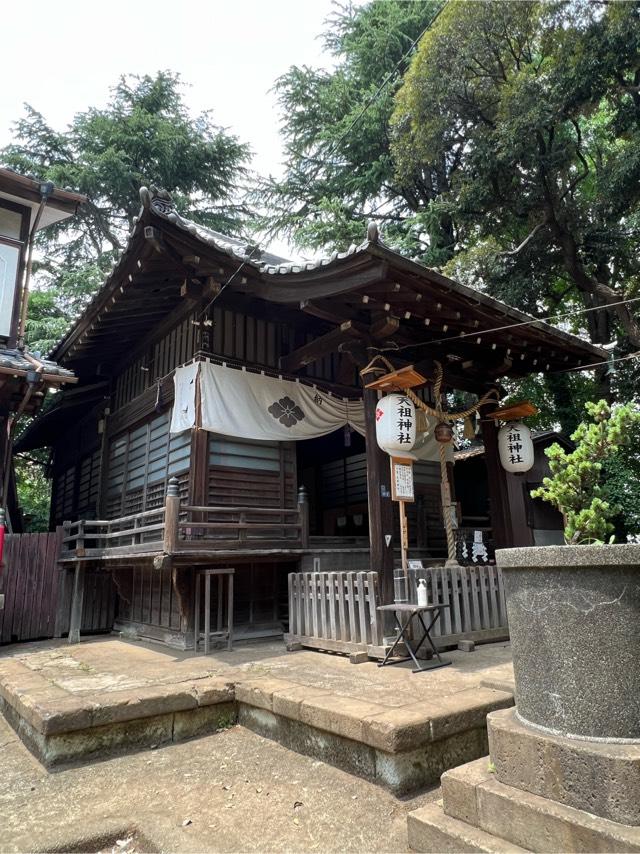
[375,393,417,456]
[498,421,534,474]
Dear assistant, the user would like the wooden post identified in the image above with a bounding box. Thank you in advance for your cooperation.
[68,561,85,644]
[298,484,309,548]
[163,477,180,554]
[194,571,200,653]
[227,570,234,651]
[75,519,86,558]
[204,571,211,655]
[399,499,409,580]
[363,388,395,634]
[480,406,511,549]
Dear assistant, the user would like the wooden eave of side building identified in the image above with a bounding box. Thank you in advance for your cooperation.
[0,168,85,226]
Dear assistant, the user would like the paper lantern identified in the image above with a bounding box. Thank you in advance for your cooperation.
[498,421,534,474]
[375,394,417,456]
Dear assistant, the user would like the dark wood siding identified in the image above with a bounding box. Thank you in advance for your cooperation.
[111,304,353,413]
[105,412,191,518]
[208,437,296,509]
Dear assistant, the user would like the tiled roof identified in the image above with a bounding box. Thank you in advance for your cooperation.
[0,348,75,378]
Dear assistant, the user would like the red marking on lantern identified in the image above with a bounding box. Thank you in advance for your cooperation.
[375,407,384,422]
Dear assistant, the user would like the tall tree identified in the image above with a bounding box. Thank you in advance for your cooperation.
[392,1,640,365]
[2,71,250,353]
[257,0,449,258]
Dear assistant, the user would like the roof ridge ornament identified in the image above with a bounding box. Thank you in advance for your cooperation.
[367,220,379,243]
[139,185,175,216]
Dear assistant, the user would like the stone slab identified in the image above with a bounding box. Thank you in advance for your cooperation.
[477,774,640,852]
[239,701,492,796]
[0,692,239,767]
[488,707,640,826]
[0,637,515,774]
[407,801,527,853]
[234,677,297,712]
[298,693,387,742]
[427,688,513,741]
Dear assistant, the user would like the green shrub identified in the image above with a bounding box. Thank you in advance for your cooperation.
[531,400,640,544]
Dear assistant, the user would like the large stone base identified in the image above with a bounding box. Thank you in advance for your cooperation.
[489,707,640,826]
[408,709,640,853]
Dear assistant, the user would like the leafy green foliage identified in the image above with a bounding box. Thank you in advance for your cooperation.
[393,1,640,361]
[13,451,51,532]
[2,71,250,354]
[531,400,640,543]
[256,0,445,254]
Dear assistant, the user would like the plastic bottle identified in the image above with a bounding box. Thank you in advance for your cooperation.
[417,578,428,607]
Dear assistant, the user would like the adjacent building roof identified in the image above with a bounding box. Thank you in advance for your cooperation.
[0,167,85,230]
[0,348,75,381]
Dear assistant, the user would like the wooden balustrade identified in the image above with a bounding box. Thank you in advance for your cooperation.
[60,477,311,560]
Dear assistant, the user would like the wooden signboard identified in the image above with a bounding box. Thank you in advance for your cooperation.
[390,457,415,502]
[390,456,414,580]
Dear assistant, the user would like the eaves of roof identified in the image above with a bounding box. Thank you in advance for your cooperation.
[48,186,607,370]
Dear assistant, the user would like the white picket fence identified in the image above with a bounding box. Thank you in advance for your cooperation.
[286,566,508,658]
[286,571,385,657]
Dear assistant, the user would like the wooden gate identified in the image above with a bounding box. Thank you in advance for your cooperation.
[0,529,115,644]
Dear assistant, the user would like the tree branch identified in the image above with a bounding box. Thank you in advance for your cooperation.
[499,219,548,256]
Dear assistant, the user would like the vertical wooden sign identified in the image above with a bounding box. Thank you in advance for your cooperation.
[390,457,414,582]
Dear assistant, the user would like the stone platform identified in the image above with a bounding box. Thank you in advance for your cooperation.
[0,637,514,795]
[408,708,640,852]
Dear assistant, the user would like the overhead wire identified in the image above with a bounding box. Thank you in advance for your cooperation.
[370,295,640,354]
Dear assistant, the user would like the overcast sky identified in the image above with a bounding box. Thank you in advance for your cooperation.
[2,0,366,255]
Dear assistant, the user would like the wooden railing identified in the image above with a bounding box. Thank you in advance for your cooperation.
[61,507,166,557]
[60,478,310,559]
[286,571,385,657]
[285,565,509,661]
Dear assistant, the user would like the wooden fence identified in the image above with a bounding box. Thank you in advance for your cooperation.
[286,571,385,658]
[1,529,115,644]
[285,565,508,659]
[403,564,508,645]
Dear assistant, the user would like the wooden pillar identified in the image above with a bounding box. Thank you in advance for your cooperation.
[298,484,310,548]
[68,561,85,644]
[363,388,395,630]
[480,407,511,549]
[505,473,534,547]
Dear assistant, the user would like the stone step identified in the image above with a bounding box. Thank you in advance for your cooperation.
[407,801,529,853]
[440,756,640,853]
[441,756,494,826]
[476,775,640,853]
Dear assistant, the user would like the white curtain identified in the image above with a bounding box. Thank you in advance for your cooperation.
[170,361,365,439]
[170,360,447,463]
[170,362,199,434]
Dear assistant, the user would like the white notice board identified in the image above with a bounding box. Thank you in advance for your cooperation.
[390,457,415,502]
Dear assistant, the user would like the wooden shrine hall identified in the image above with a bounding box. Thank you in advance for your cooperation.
[16,186,604,648]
